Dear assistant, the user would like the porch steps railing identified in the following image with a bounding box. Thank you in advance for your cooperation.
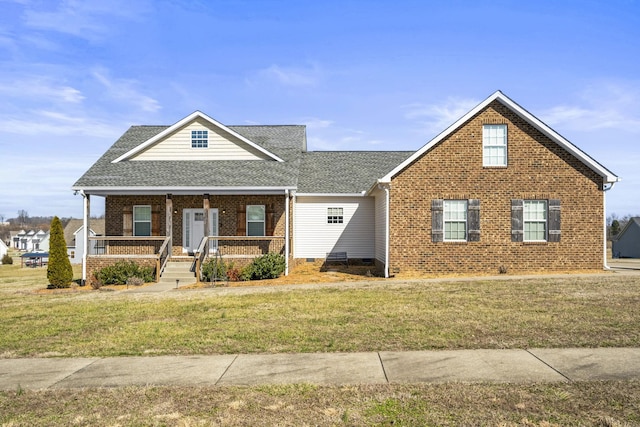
[158,261,196,287]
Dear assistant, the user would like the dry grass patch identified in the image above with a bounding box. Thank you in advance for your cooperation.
[1,381,639,426]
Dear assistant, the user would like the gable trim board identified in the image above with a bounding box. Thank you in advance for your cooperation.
[378,90,619,186]
[111,111,284,163]
[74,90,620,279]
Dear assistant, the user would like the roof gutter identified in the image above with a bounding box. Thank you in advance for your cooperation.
[72,186,296,196]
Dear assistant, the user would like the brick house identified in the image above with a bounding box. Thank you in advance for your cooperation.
[73,91,619,283]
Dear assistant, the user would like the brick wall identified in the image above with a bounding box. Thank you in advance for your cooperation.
[389,101,604,275]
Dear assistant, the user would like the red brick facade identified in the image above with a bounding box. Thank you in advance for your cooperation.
[388,101,604,275]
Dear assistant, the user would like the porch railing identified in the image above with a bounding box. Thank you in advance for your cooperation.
[88,236,170,282]
[194,235,286,282]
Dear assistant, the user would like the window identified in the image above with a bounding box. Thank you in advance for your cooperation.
[327,207,344,224]
[483,124,507,166]
[511,199,561,242]
[133,205,152,236]
[444,200,467,241]
[523,200,547,241]
[247,205,265,236]
[191,130,208,148]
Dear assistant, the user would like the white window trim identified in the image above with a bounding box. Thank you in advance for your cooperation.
[444,200,467,242]
[133,205,152,237]
[247,205,265,236]
[327,207,344,224]
[523,200,547,242]
[191,130,208,148]
[482,124,507,167]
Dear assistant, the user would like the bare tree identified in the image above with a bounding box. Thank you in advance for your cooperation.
[17,210,29,228]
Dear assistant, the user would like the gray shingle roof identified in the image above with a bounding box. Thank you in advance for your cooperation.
[297,151,413,193]
[73,124,410,194]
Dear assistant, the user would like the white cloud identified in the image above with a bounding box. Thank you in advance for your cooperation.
[22,0,150,41]
[0,76,84,103]
[92,67,161,113]
[301,117,333,130]
[541,81,640,133]
[255,63,323,87]
[404,97,480,136]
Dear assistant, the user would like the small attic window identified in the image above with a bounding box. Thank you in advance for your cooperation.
[191,130,208,148]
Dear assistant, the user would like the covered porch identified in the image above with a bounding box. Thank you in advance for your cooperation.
[78,191,292,284]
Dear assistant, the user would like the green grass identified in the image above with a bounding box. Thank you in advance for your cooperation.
[2,261,640,425]
[1,261,639,357]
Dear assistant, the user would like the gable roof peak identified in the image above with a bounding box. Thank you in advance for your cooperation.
[111,110,284,163]
[379,90,619,184]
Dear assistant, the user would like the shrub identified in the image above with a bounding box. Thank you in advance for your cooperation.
[243,252,286,280]
[202,258,227,282]
[47,216,73,288]
[96,261,154,285]
[2,253,13,265]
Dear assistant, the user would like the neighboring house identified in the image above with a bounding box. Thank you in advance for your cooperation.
[10,229,49,252]
[0,239,7,262]
[64,219,106,264]
[612,218,640,258]
[72,90,619,283]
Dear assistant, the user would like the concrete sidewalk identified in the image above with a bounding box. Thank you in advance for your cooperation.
[1,348,639,390]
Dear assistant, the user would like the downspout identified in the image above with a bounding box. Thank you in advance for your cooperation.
[603,181,618,270]
[384,184,390,278]
[285,189,290,276]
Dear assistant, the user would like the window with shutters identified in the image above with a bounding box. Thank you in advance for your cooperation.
[247,205,265,236]
[511,199,561,243]
[432,199,480,243]
[133,205,152,236]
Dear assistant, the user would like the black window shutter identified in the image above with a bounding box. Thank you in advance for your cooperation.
[431,199,443,243]
[548,199,561,242]
[511,199,523,242]
[468,199,480,242]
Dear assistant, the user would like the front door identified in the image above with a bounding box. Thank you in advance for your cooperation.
[183,209,218,253]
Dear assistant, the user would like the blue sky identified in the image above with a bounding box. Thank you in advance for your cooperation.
[0,0,638,220]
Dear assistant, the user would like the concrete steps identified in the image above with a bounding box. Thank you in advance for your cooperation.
[159,260,197,286]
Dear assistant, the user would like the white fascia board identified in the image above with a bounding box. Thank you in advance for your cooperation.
[380,90,619,184]
[73,186,296,196]
[294,192,368,197]
[111,111,284,163]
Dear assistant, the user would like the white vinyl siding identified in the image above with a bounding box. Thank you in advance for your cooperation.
[133,118,270,160]
[294,196,375,259]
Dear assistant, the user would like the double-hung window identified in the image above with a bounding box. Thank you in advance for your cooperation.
[247,205,265,236]
[133,205,152,236]
[483,124,507,166]
[191,130,208,148]
[327,207,344,224]
[523,200,547,241]
[444,200,468,241]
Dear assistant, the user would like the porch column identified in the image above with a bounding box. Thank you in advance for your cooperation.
[81,191,90,285]
[166,194,173,252]
[285,190,290,276]
[203,194,210,252]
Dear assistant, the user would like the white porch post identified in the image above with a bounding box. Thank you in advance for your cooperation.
[285,190,290,276]
[81,191,90,285]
